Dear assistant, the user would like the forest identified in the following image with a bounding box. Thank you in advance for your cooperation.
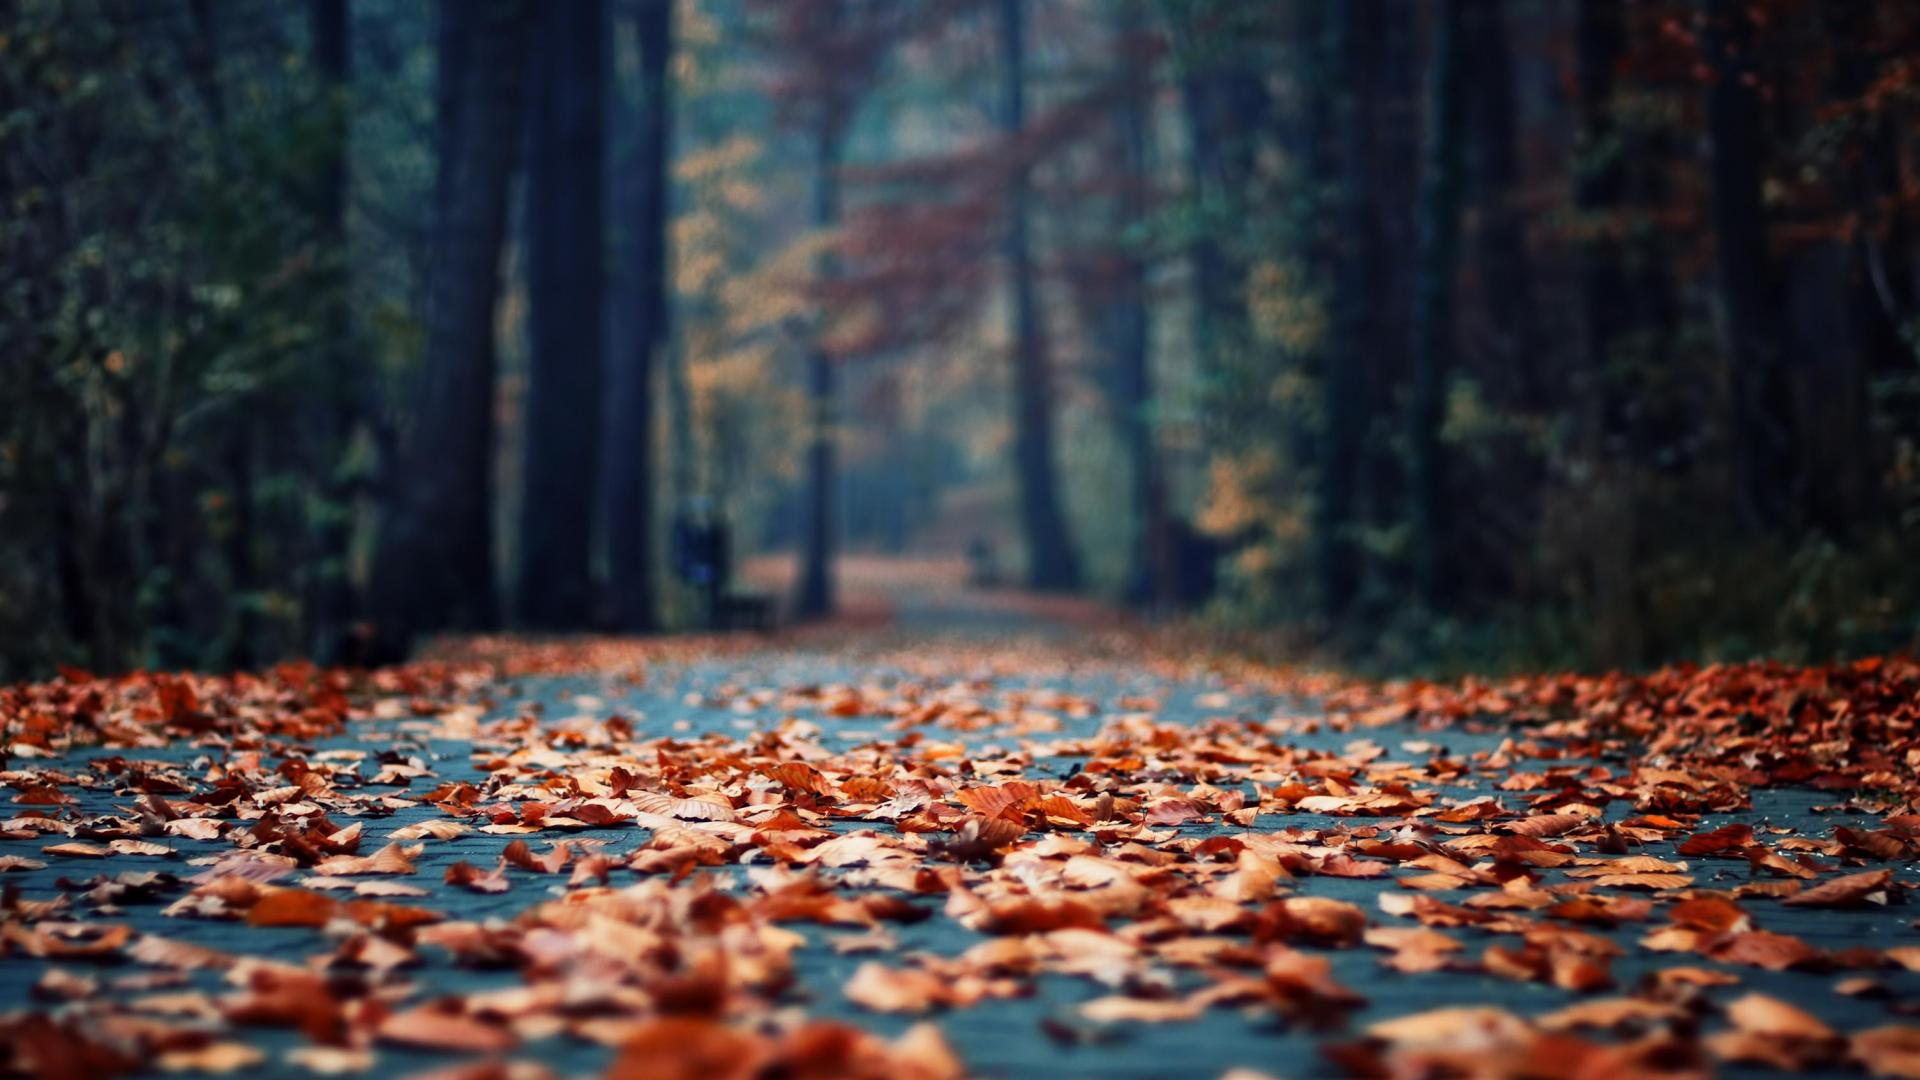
[5,0,1920,678]
[8,6,1920,1077]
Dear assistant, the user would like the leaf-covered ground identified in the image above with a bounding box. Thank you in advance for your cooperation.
[1,624,1917,1079]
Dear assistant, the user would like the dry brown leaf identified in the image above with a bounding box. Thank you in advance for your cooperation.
[156,1042,264,1072]
[1851,1025,1920,1079]
[378,1004,517,1052]
[1079,995,1205,1023]
[1726,993,1838,1042]
[843,962,948,1014]
[1367,1006,1532,1051]
[1781,868,1893,909]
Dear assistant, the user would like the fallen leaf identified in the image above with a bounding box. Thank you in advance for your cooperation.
[1782,869,1893,909]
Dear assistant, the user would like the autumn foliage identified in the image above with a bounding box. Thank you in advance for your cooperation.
[1,633,1916,1078]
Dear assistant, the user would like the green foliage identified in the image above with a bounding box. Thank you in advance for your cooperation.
[0,0,355,677]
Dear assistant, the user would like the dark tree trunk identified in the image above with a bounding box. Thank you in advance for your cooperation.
[1463,0,1534,409]
[606,0,672,633]
[1179,70,1229,381]
[185,0,227,129]
[223,422,258,669]
[1407,0,1467,611]
[1576,0,1629,397]
[1575,0,1643,666]
[516,0,607,629]
[185,0,261,668]
[1314,0,1376,621]
[1703,0,1794,531]
[1114,3,1164,610]
[999,0,1080,592]
[1171,9,1270,392]
[307,0,355,660]
[1784,244,1871,535]
[1785,2,1877,538]
[371,0,530,647]
[794,120,841,620]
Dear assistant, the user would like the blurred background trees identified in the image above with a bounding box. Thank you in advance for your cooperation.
[5,0,1920,678]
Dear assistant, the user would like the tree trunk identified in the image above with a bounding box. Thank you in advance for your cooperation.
[1175,23,1271,382]
[1178,69,1229,382]
[794,120,841,620]
[516,0,607,629]
[1786,2,1878,538]
[1576,0,1628,405]
[606,0,671,633]
[1114,2,1164,610]
[223,421,258,669]
[1314,0,1375,621]
[184,0,262,669]
[307,0,356,660]
[999,0,1080,592]
[1703,0,1794,531]
[370,0,529,647]
[1463,0,1534,409]
[1407,0,1467,611]
[1575,0,1640,665]
[1784,244,1871,535]
[1352,10,1420,580]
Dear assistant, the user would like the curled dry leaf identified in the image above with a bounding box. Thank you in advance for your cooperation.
[1781,868,1893,909]
[42,842,110,859]
[377,1004,517,1053]
[1851,1026,1920,1080]
[631,790,738,823]
[155,1042,264,1073]
[282,1047,378,1075]
[445,860,511,894]
[1078,995,1205,1023]
[162,818,223,841]
[389,820,469,842]
[1726,993,1838,1042]
[313,841,421,876]
[1261,897,1366,947]
[1367,1006,1533,1052]
[843,961,950,1014]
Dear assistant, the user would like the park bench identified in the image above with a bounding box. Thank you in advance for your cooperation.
[717,592,775,632]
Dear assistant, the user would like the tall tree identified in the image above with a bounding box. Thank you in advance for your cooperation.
[1702,0,1794,531]
[1111,1,1166,609]
[606,0,673,633]
[307,0,356,659]
[1169,5,1268,385]
[1573,0,1626,395]
[371,0,531,647]
[1407,0,1467,611]
[999,0,1081,591]
[1463,0,1534,409]
[1572,0,1643,665]
[760,0,908,620]
[794,115,844,619]
[180,0,262,668]
[1313,0,1377,621]
[516,0,608,628]
[1784,2,1876,538]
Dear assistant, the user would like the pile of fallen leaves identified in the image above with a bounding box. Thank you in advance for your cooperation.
[0,644,1915,1079]
[1331,656,1920,811]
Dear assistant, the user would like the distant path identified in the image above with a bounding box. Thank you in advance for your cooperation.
[739,552,1127,638]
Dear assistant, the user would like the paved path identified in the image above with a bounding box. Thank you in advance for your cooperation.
[1,570,1914,1078]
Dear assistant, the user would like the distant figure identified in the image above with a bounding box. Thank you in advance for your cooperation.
[966,535,1001,589]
